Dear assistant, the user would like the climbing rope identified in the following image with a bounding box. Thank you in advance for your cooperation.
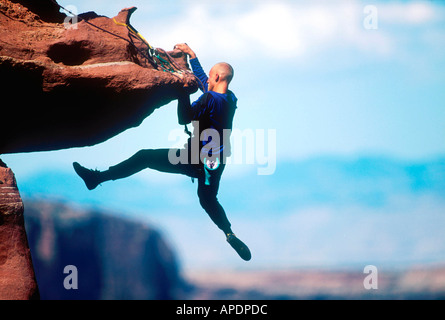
[113,17,208,92]
[50,0,212,94]
[51,1,208,141]
[111,16,159,69]
[112,18,154,51]
[51,0,191,77]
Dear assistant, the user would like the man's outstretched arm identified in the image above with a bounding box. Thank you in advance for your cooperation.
[175,43,208,92]
[189,59,208,92]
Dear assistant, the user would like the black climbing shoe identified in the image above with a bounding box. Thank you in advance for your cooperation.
[73,162,101,191]
[226,233,251,261]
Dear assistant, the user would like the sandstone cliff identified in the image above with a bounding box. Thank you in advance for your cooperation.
[0,0,197,154]
[0,0,197,299]
[0,161,39,299]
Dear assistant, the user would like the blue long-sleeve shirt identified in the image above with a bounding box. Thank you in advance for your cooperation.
[190,58,209,93]
[178,58,238,157]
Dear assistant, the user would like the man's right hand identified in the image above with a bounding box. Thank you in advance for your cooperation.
[174,43,196,60]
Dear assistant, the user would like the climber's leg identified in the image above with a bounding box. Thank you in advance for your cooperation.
[106,149,197,179]
[197,171,232,234]
[73,148,198,190]
[196,165,251,261]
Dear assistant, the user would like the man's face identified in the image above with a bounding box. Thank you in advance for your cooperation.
[207,66,218,91]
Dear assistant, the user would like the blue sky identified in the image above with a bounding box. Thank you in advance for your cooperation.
[3,0,445,178]
[4,0,445,173]
[2,0,445,271]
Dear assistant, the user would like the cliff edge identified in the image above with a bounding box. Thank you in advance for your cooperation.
[0,0,197,299]
[0,0,197,154]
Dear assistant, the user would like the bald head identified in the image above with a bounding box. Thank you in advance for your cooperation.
[208,62,234,93]
[213,62,234,84]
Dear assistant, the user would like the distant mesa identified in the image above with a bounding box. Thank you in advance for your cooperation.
[25,200,184,300]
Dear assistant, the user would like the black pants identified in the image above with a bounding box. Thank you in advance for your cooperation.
[104,149,232,234]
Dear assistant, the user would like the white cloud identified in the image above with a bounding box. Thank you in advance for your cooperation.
[62,0,443,66]
[146,0,445,66]
[236,3,306,58]
[379,2,438,25]
[149,1,385,61]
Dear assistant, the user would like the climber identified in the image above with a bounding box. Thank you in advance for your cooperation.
[72,43,251,261]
